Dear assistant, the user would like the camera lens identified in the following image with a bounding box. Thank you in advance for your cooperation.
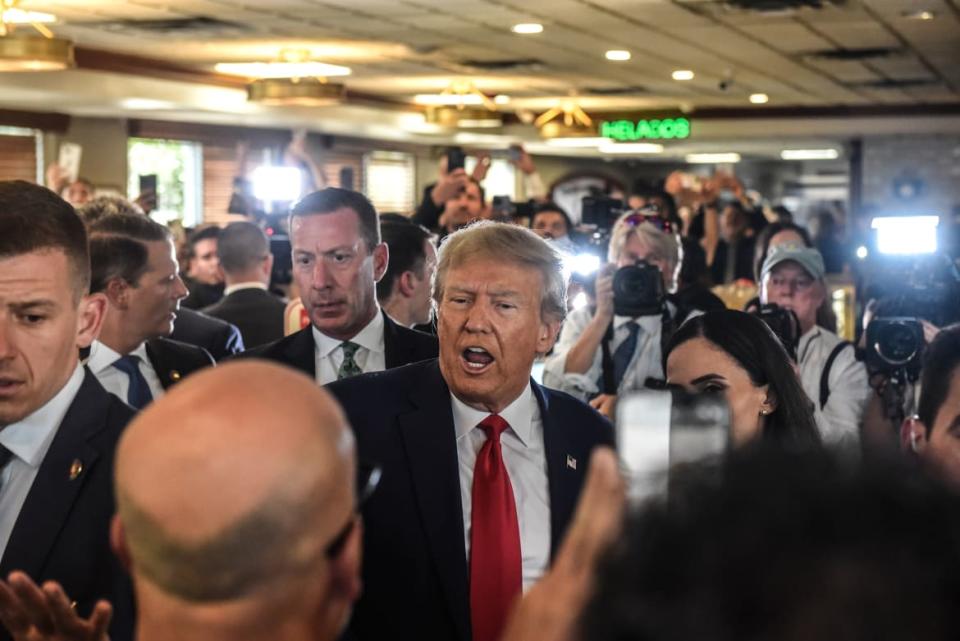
[876,323,921,365]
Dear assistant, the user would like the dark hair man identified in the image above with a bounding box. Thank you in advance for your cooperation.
[202,222,286,348]
[902,325,960,489]
[328,221,613,641]
[530,203,577,256]
[0,181,134,641]
[86,214,213,408]
[243,188,437,383]
[181,226,224,310]
[377,221,437,329]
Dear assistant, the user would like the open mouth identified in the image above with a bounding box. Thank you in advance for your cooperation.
[0,378,24,397]
[461,346,494,373]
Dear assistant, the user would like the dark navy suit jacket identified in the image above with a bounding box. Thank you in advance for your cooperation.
[241,311,438,377]
[0,370,135,641]
[327,359,614,641]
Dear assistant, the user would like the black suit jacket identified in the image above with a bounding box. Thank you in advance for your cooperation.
[0,370,135,641]
[202,287,286,349]
[327,359,614,641]
[240,311,438,378]
[145,337,215,389]
[170,307,244,361]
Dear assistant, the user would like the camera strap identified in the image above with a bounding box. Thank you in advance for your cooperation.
[600,321,617,395]
[819,341,852,410]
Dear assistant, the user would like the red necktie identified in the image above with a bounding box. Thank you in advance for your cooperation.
[469,414,522,641]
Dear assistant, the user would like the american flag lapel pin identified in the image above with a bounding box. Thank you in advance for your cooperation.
[566,455,577,470]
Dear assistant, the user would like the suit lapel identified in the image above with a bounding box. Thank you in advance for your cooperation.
[145,340,173,389]
[382,311,407,370]
[395,362,471,641]
[282,327,317,379]
[535,381,584,558]
[0,372,106,578]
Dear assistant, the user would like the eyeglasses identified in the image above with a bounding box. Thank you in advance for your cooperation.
[325,460,382,559]
[622,210,677,235]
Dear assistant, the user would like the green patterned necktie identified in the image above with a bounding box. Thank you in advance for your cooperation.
[337,341,363,380]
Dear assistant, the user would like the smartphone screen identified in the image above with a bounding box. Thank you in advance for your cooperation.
[446,147,466,172]
[615,389,729,504]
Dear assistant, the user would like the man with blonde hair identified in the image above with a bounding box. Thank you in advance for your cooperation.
[544,211,692,418]
[329,221,613,641]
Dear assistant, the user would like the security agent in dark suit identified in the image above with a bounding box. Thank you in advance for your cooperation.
[243,188,437,383]
[85,215,214,409]
[328,221,614,641]
[170,307,244,361]
[203,221,286,349]
[0,181,134,641]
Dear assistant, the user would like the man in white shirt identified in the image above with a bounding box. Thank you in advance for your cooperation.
[203,221,286,348]
[243,188,437,383]
[0,180,134,641]
[760,244,869,447]
[544,211,691,420]
[86,214,213,408]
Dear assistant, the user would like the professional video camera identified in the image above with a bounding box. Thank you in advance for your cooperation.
[491,195,535,221]
[750,303,801,362]
[581,195,626,230]
[613,260,666,317]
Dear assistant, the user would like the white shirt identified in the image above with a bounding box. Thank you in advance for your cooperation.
[0,364,84,556]
[544,306,677,401]
[223,281,268,296]
[797,326,869,448]
[452,384,550,591]
[86,340,165,404]
[312,312,386,385]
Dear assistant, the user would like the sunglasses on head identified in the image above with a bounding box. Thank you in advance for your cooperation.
[622,210,677,235]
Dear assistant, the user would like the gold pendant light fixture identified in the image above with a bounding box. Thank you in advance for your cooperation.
[216,49,350,106]
[418,80,503,128]
[534,97,596,139]
[0,0,74,72]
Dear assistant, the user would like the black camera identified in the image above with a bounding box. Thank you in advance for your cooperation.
[491,195,535,221]
[581,195,624,230]
[865,317,925,382]
[751,303,801,362]
[613,260,665,317]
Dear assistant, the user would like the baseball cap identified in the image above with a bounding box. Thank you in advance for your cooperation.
[761,244,826,281]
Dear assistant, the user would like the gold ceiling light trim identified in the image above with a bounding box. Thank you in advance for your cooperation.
[0,0,73,71]
[247,77,346,106]
[535,98,595,139]
[415,80,498,111]
[425,106,503,128]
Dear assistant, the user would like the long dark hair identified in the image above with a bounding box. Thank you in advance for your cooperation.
[665,309,820,447]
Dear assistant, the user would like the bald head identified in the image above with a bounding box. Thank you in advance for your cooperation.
[115,362,355,604]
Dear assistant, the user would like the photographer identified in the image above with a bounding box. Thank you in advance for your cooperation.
[759,245,868,448]
[544,212,692,419]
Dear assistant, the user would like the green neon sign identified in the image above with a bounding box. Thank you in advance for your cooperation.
[600,117,691,141]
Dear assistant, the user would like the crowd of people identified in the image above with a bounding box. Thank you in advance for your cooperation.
[0,139,959,641]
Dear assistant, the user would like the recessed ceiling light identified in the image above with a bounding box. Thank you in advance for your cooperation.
[780,149,840,160]
[599,142,663,154]
[749,93,769,104]
[512,23,543,34]
[605,50,631,61]
[494,94,511,105]
[120,98,176,110]
[672,69,695,81]
[902,9,935,19]
[686,153,741,164]
[215,61,351,78]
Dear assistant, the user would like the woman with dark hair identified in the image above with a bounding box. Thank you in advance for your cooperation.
[665,309,820,447]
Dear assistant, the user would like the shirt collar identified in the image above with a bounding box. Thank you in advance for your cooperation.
[613,314,661,332]
[0,364,85,467]
[86,339,123,375]
[224,282,268,296]
[313,310,385,358]
[451,382,536,447]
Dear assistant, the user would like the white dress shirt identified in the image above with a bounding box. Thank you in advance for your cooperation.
[312,311,386,385]
[0,364,84,556]
[544,308,667,401]
[798,326,869,448]
[85,340,165,404]
[452,384,550,591]
[223,281,268,296]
